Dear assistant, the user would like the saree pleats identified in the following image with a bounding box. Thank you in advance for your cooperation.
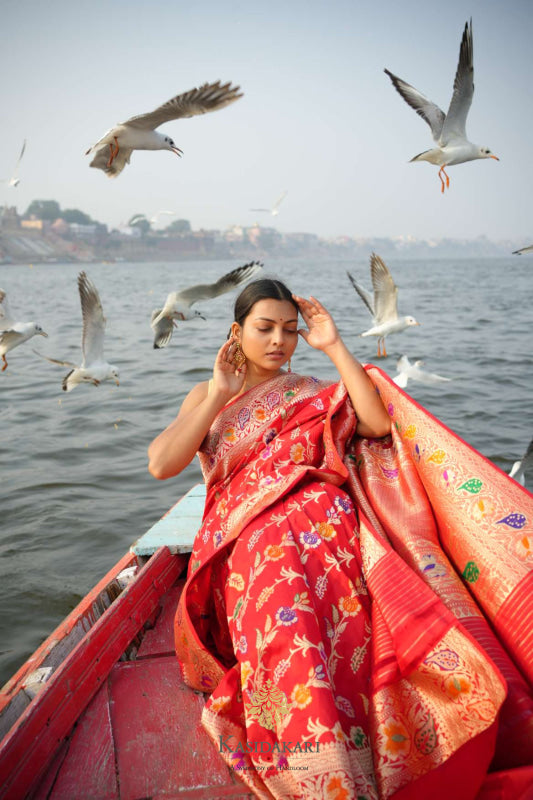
[174,369,533,798]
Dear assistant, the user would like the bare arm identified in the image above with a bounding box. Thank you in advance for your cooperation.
[293,295,391,438]
[147,337,247,480]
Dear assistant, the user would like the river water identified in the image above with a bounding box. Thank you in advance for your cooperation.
[1,256,532,686]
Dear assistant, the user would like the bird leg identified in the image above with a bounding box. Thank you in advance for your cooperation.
[376,339,382,358]
[438,166,450,193]
[106,136,120,168]
[382,339,388,357]
[1,355,7,371]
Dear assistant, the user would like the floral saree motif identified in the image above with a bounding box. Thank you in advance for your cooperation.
[174,369,533,799]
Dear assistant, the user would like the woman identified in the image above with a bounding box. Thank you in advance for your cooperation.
[148,279,533,800]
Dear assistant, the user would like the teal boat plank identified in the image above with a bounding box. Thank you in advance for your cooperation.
[131,483,206,556]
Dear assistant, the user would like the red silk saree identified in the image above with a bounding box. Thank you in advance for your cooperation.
[174,368,533,799]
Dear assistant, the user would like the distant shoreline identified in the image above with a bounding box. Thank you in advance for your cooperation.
[0,233,525,266]
[1,207,528,264]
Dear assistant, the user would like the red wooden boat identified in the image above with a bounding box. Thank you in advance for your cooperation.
[0,484,252,799]
[1,484,532,799]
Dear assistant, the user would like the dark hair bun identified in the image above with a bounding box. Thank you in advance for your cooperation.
[234,279,299,325]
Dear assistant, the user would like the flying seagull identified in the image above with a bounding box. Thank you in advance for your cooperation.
[384,20,499,193]
[151,261,263,349]
[0,287,47,371]
[512,244,533,255]
[250,190,288,217]
[33,272,119,391]
[1,140,26,188]
[347,254,419,358]
[128,211,177,228]
[392,355,452,388]
[149,210,177,226]
[508,439,533,487]
[86,80,242,178]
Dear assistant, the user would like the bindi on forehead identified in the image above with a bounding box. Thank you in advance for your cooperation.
[255,316,298,324]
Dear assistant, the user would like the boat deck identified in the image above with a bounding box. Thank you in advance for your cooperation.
[30,579,252,800]
[0,485,252,799]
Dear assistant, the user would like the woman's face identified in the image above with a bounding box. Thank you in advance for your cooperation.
[233,298,299,374]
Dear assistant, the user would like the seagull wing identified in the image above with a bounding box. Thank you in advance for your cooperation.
[0,329,26,348]
[271,190,288,212]
[522,438,533,472]
[509,438,533,485]
[512,244,533,255]
[171,261,263,307]
[78,272,106,366]
[150,210,176,224]
[151,309,174,349]
[14,139,26,168]
[392,356,413,386]
[415,368,452,385]
[393,372,409,388]
[346,271,375,318]
[8,139,26,183]
[31,349,77,368]
[88,144,133,177]
[123,81,243,131]
[0,289,15,330]
[129,215,147,225]
[440,20,474,144]
[370,253,399,323]
[384,69,446,142]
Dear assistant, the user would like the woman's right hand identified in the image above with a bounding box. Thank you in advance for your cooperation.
[148,336,247,479]
[211,336,247,399]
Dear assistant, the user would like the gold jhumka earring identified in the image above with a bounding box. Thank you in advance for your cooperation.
[287,356,292,373]
[233,342,246,369]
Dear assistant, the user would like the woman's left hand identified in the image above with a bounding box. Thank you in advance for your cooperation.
[293,295,340,352]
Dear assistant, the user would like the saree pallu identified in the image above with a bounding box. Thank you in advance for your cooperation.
[174,369,533,799]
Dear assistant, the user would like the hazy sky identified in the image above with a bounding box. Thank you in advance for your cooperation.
[1,0,532,242]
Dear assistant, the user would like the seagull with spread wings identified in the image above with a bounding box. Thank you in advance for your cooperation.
[393,355,452,388]
[151,261,263,349]
[250,190,288,217]
[86,80,242,177]
[347,254,419,358]
[0,287,47,371]
[1,140,26,188]
[34,272,119,392]
[384,20,499,193]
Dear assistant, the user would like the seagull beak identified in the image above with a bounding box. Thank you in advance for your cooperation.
[490,155,500,161]
[114,377,120,386]
[39,331,49,337]
[171,146,183,157]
